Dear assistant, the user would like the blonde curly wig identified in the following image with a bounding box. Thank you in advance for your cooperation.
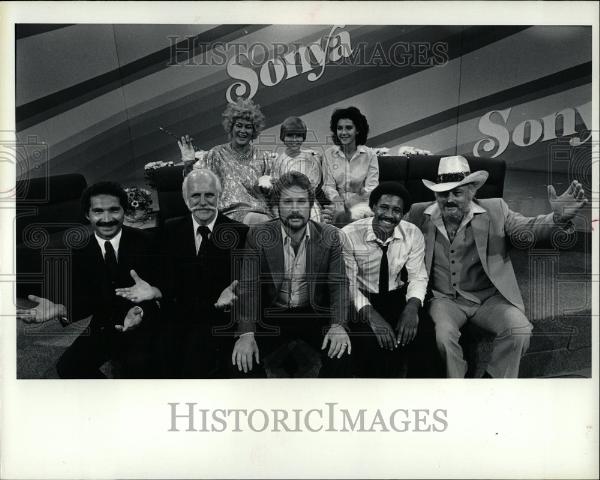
[222,98,266,140]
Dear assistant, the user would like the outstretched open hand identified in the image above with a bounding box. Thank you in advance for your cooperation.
[17,295,65,324]
[115,270,159,303]
[115,306,144,333]
[215,280,239,311]
[548,180,587,224]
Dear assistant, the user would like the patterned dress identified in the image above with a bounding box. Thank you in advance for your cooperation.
[201,143,272,222]
[270,149,322,189]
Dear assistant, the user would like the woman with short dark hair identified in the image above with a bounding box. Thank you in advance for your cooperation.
[270,116,323,220]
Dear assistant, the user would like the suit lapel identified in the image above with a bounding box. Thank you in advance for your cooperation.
[180,216,197,257]
[306,221,322,299]
[471,212,490,272]
[264,222,284,292]
[423,218,436,274]
[117,227,129,263]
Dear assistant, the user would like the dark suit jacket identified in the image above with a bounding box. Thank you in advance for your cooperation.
[159,213,248,324]
[69,225,159,329]
[236,219,349,334]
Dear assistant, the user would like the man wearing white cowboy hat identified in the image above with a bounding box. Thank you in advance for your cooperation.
[405,155,587,378]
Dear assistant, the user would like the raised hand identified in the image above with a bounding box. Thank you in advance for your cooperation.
[214,280,239,311]
[548,180,588,224]
[16,295,65,324]
[115,270,160,303]
[321,323,351,359]
[115,306,144,333]
[397,145,431,156]
[177,134,196,162]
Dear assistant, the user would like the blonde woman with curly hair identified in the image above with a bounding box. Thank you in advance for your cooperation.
[178,99,272,224]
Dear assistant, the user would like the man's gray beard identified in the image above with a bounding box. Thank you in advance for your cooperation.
[442,207,467,225]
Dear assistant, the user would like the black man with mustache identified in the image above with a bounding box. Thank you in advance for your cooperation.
[341,182,435,377]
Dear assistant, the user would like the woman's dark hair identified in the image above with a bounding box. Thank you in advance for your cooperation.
[279,116,307,142]
[368,181,412,212]
[271,171,315,210]
[330,106,369,146]
[81,181,129,216]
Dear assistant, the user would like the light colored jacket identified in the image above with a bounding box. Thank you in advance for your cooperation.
[405,198,560,311]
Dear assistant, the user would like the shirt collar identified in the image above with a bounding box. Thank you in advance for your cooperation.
[95,228,122,255]
[281,222,311,243]
[365,217,406,244]
[424,200,485,219]
[192,214,217,234]
[333,144,368,158]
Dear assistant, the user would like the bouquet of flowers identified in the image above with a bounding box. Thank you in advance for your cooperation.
[144,160,175,188]
[373,147,390,156]
[124,187,153,222]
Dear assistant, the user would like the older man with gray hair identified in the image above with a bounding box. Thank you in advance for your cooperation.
[117,169,248,377]
[405,156,587,378]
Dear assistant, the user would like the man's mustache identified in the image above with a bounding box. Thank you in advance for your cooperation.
[377,216,396,223]
[96,221,119,227]
[191,206,218,213]
[445,202,459,208]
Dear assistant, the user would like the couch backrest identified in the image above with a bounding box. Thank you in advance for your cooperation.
[153,155,506,222]
[151,166,188,226]
[379,155,505,204]
[15,173,88,244]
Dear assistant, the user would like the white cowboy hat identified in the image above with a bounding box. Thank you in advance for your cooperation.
[422,155,489,192]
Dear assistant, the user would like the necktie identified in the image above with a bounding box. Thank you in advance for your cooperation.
[104,240,118,282]
[197,225,211,256]
[378,243,389,294]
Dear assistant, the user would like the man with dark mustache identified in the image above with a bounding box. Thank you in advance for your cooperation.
[341,182,433,377]
[405,156,588,378]
[232,171,351,377]
[17,181,159,378]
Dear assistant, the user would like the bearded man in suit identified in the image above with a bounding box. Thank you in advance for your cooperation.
[405,155,587,378]
[232,171,351,377]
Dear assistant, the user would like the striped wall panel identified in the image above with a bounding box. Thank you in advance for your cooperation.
[16,25,591,186]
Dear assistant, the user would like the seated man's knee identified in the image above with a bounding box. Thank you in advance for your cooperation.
[496,311,533,353]
[433,319,460,347]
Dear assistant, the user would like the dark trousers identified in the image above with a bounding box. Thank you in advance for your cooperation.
[348,289,441,378]
[237,307,351,378]
[161,307,238,379]
[56,322,156,379]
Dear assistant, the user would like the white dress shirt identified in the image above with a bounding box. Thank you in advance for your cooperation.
[341,217,428,312]
[192,215,218,253]
[95,229,122,261]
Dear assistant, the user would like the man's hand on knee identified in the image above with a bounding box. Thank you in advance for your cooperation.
[232,333,260,373]
[359,305,396,350]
